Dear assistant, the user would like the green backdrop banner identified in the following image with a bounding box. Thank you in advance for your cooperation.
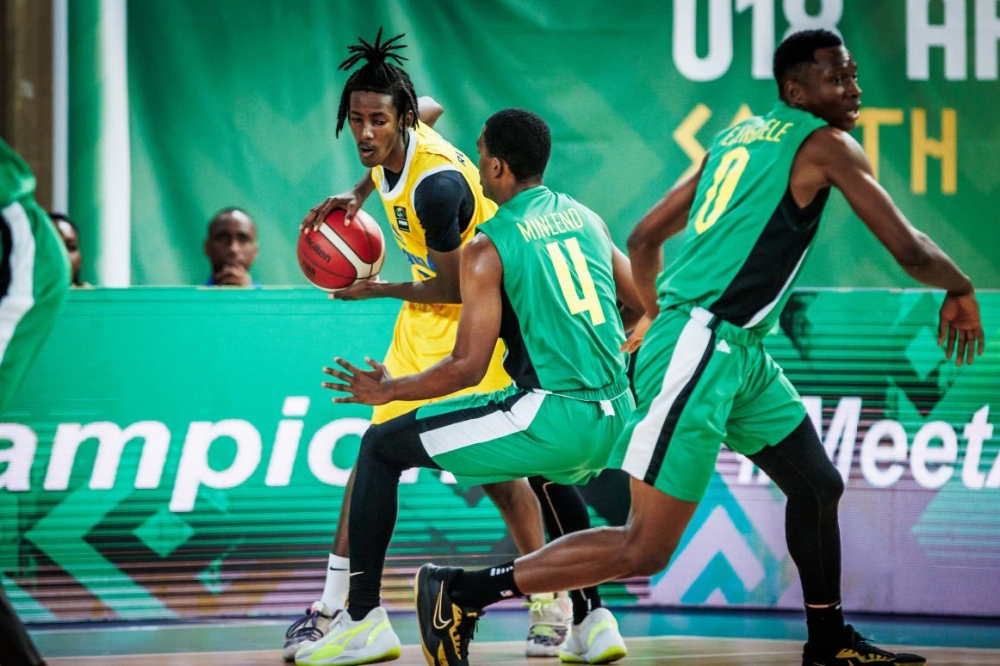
[1,288,998,620]
[65,0,1000,288]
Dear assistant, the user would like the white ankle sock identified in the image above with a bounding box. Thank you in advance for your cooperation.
[320,554,350,611]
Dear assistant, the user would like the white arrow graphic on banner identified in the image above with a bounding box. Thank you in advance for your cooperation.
[648,505,765,605]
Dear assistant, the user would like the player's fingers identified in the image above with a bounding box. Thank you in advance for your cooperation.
[954,331,967,366]
[311,199,339,231]
[332,396,358,404]
[620,338,641,354]
[937,314,948,346]
[321,380,352,393]
[945,326,957,359]
[300,210,319,232]
[343,203,360,226]
[977,330,986,357]
[333,357,364,375]
[365,357,386,372]
[321,367,352,382]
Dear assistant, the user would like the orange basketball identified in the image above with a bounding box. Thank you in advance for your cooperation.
[297,209,386,292]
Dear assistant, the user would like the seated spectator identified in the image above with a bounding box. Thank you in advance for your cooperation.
[49,212,92,288]
[203,207,259,286]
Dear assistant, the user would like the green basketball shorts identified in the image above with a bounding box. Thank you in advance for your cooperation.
[415,383,635,488]
[608,306,805,502]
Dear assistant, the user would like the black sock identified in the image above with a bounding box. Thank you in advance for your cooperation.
[805,602,845,652]
[528,477,603,625]
[569,587,602,625]
[450,560,522,610]
[347,603,370,622]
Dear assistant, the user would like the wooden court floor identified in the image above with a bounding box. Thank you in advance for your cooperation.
[44,637,1000,665]
[35,607,1000,666]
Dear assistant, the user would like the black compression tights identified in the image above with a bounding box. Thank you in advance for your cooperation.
[748,416,845,605]
[347,413,440,620]
[528,477,602,624]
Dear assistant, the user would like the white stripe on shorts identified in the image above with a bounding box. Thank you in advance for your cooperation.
[0,202,36,366]
[420,391,545,457]
[621,317,712,478]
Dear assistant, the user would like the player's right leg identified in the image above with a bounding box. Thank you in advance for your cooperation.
[282,472,354,661]
[416,480,698,666]
[417,309,744,664]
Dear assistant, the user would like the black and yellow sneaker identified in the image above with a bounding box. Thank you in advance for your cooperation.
[802,625,927,665]
[414,564,481,666]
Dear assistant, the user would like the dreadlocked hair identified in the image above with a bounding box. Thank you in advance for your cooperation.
[336,28,420,137]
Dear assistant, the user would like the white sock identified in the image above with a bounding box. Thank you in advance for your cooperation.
[320,554,350,611]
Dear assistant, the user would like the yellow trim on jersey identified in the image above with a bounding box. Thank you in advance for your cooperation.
[370,122,497,282]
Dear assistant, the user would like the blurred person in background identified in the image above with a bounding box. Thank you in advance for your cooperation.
[49,213,92,288]
[203,206,259,286]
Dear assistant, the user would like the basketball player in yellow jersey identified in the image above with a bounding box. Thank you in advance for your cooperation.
[285,30,579,663]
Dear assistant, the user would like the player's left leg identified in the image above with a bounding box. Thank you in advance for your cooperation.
[732,349,925,666]
[749,419,925,666]
[0,588,46,666]
[293,410,439,665]
[526,477,624,661]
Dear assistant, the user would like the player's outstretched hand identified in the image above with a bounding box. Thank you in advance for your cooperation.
[300,190,361,232]
[938,291,985,366]
[621,313,655,354]
[322,357,392,405]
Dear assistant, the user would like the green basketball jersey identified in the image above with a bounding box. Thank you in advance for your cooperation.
[0,138,37,207]
[657,101,830,335]
[478,186,628,398]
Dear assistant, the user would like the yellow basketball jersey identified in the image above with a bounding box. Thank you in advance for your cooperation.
[370,122,497,281]
[367,123,509,424]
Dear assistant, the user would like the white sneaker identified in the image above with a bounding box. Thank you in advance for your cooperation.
[294,606,401,665]
[558,608,626,664]
[283,601,338,662]
[525,592,572,657]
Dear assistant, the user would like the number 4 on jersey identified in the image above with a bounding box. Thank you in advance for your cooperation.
[545,238,606,326]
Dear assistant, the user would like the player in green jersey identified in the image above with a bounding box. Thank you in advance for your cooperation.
[1,138,70,666]
[417,30,985,666]
[295,109,640,666]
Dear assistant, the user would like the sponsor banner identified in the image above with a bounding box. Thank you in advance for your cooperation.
[1,288,997,620]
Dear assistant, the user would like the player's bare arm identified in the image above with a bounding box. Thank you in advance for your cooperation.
[324,234,502,404]
[795,127,984,364]
[597,220,643,332]
[416,95,444,127]
[330,240,463,304]
[622,157,706,352]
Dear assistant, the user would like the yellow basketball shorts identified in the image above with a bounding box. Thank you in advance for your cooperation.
[371,301,510,424]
